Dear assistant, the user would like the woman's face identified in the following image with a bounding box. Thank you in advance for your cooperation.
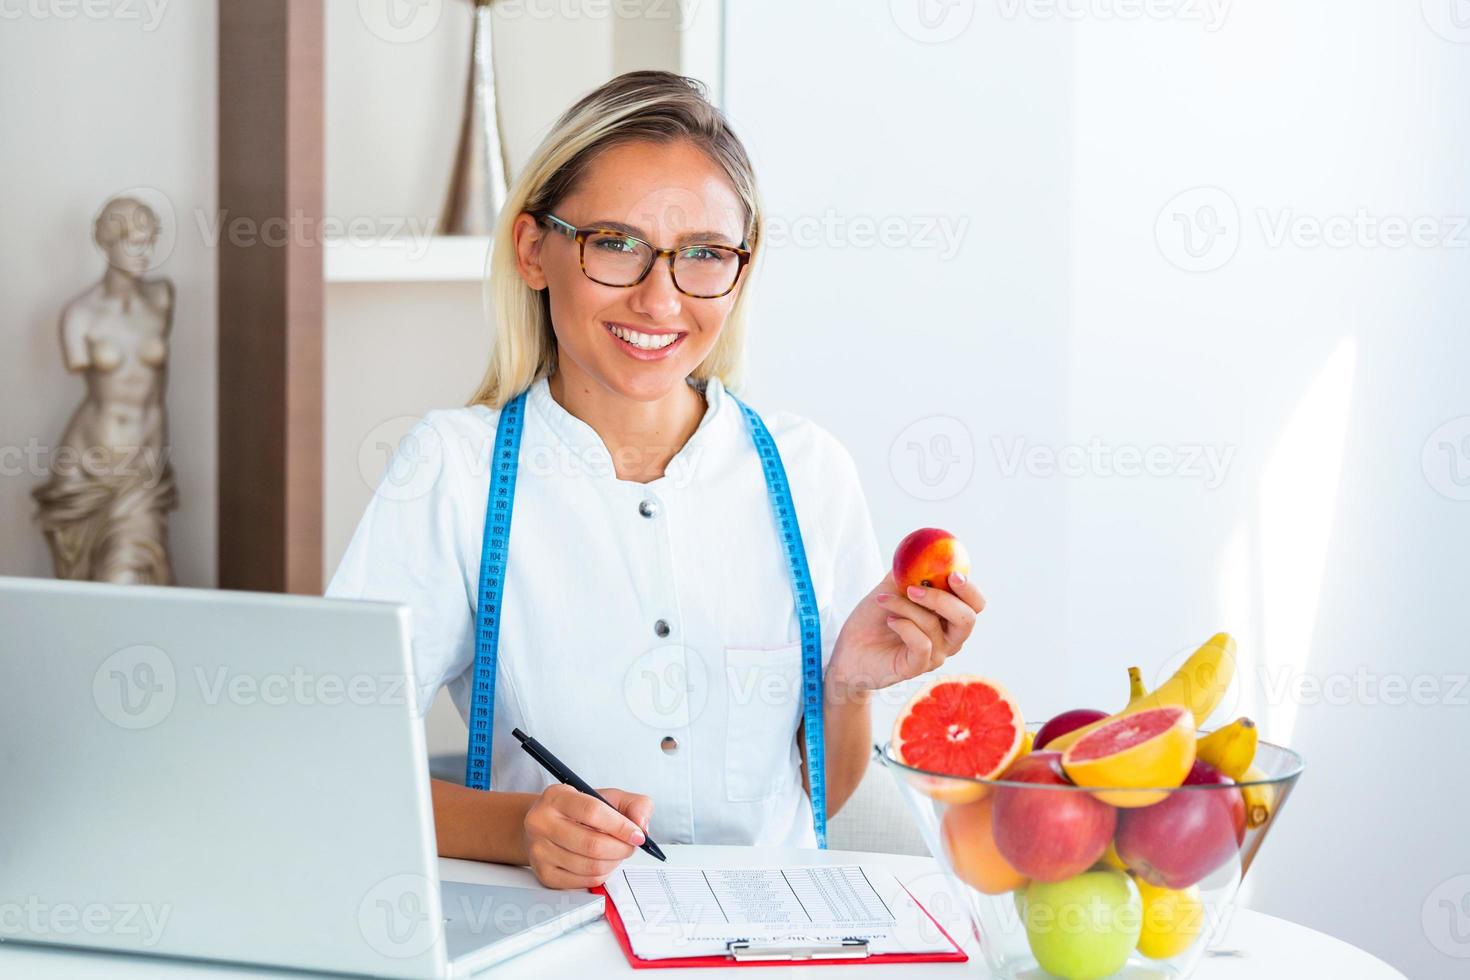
[514,139,749,403]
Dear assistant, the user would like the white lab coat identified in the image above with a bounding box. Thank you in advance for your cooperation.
[326,375,882,847]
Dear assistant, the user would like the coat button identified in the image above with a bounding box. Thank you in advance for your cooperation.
[660,736,679,754]
[638,499,659,518]
[654,619,670,638]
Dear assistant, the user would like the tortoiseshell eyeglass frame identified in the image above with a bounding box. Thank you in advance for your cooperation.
[533,211,752,299]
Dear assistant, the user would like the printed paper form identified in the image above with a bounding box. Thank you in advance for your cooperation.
[602,864,960,960]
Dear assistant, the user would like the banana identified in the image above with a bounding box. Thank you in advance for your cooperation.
[1127,666,1147,705]
[1240,764,1277,829]
[1049,633,1237,753]
[1196,717,1258,781]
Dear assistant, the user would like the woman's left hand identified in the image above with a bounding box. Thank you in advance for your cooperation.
[826,571,986,696]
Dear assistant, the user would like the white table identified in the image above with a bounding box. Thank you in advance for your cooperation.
[0,845,1405,979]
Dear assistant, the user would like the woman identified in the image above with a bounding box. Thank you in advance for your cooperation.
[328,71,986,889]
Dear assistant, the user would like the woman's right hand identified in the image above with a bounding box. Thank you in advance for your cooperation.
[521,784,653,889]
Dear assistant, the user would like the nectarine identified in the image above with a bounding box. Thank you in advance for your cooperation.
[892,528,971,594]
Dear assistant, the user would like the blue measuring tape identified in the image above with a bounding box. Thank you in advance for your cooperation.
[463,387,828,848]
[463,392,525,792]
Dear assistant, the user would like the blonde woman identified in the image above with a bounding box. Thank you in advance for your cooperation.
[328,71,986,889]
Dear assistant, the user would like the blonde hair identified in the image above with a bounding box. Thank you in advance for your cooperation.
[469,70,764,409]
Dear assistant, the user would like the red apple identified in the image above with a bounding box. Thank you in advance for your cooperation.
[892,528,971,594]
[1115,759,1247,890]
[1034,708,1109,750]
[990,752,1116,883]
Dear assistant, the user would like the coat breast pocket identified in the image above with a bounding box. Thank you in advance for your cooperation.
[722,643,805,803]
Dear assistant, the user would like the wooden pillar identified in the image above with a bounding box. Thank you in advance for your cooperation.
[217,0,323,593]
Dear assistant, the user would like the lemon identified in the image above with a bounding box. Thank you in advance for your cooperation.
[1135,879,1204,960]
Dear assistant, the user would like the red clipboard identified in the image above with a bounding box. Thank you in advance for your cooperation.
[590,881,969,969]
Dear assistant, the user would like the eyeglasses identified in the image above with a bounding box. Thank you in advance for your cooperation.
[534,211,751,299]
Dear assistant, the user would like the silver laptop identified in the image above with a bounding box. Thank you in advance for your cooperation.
[0,576,603,978]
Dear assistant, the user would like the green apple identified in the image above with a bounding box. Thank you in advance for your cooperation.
[1022,869,1142,980]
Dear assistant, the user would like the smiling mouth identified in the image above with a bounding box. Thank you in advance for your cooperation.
[605,322,685,351]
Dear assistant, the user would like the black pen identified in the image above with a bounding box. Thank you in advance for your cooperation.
[512,727,667,862]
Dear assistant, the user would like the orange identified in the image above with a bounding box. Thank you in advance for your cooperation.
[892,675,1025,804]
[1061,705,1197,807]
[942,796,1028,895]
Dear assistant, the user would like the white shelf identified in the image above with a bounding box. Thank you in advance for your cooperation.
[324,236,491,283]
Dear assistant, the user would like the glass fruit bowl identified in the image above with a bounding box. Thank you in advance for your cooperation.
[877,735,1303,980]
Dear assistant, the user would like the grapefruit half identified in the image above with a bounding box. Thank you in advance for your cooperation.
[1060,705,1197,807]
[892,675,1025,804]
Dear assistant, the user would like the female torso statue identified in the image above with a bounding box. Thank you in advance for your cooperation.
[33,196,178,584]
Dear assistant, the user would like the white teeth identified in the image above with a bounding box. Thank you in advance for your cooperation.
[609,324,678,350]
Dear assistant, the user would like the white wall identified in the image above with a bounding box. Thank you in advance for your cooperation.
[0,4,217,586]
[1065,5,1470,978]
[725,2,1078,735]
[727,2,1467,977]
